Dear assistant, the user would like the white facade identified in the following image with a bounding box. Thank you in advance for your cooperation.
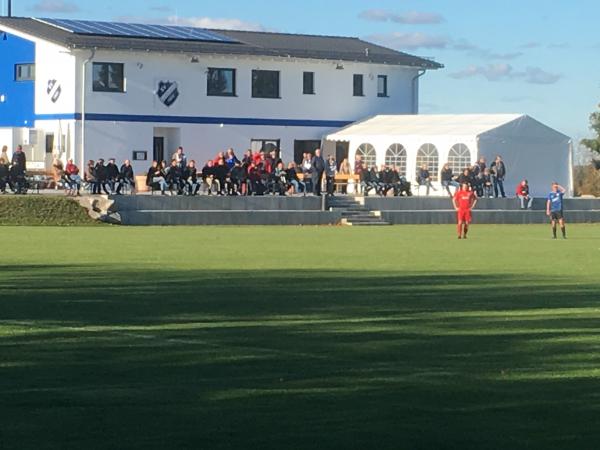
[0,23,428,174]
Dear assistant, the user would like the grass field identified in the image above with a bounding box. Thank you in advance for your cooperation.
[1,225,600,450]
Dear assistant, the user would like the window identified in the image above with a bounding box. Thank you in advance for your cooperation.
[385,144,407,176]
[207,68,236,96]
[15,63,34,81]
[353,74,364,96]
[448,144,472,175]
[356,143,377,169]
[251,139,281,155]
[377,75,388,97]
[252,70,280,99]
[303,72,315,95]
[416,144,439,181]
[92,62,124,92]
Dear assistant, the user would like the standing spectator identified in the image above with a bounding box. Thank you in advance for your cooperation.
[302,152,313,194]
[116,159,135,195]
[354,154,364,176]
[546,182,567,239]
[516,179,533,209]
[481,168,493,198]
[311,149,325,196]
[105,158,120,194]
[0,157,9,193]
[417,164,436,195]
[52,155,64,189]
[0,145,9,165]
[440,163,459,197]
[325,155,337,196]
[95,158,110,194]
[173,147,187,169]
[225,148,240,169]
[475,157,486,176]
[490,155,507,198]
[11,145,26,176]
[338,158,351,194]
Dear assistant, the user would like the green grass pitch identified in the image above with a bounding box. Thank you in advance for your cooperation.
[1,225,600,449]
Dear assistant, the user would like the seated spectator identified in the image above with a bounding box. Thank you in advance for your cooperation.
[85,160,98,194]
[516,179,533,209]
[166,159,184,195]
[213,159,229,195]
[417,164,436,195]
[146,160,168,195]
[201,160,218,195]
[229,161,245,196]
[52,156,64,190]
[379,165,394,197]
[362,166,382,196]
[286,162,305,195]
[0,157,9,194]
[105,158,120,194]
[441,163,459,197]
[392,167,412,197]
[116,159,135,195]
[94,159,109,195]
[273,161,288,196]
[64,159,82,196]
[225,148,240,169]
[182,160,199,196]
[457,168,474,189]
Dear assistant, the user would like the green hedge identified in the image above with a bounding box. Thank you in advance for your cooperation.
[0,196,100,226]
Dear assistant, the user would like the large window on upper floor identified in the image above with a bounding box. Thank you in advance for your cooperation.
[207,68,236,97]
[353,74,364,96]
[92,62,124,93]
[252,70,280,99]
[377,75,388,97]
[15,64,35,81]
[303,72,315,95]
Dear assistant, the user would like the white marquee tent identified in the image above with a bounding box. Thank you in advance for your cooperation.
[323,114,572,197]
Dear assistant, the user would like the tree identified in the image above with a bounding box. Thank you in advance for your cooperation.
[581,103,600,157]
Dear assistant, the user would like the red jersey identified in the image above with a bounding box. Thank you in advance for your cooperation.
[454,189,475,210]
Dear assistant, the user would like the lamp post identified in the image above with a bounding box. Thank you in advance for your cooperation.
[8,0,12,17]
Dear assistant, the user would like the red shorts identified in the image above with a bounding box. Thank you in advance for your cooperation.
[457,209,472,223]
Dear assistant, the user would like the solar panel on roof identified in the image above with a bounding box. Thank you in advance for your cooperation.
[36,18,237,43]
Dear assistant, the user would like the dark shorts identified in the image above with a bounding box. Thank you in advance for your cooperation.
[551,211,564,221]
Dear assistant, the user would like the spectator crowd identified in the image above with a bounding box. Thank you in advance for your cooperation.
[1,143,533,207]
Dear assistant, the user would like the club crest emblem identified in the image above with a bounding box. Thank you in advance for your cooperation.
[47,79,62,103]
[156,81,179,107]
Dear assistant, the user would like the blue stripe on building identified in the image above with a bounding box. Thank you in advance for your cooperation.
[0,33,35,127]
[34,113,352,128]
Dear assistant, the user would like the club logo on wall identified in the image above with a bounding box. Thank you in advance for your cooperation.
[46,79,62,103]
[156,81,179,107]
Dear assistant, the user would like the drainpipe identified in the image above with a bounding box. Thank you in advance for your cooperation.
[411,70,426,114]
[80,49,95,167]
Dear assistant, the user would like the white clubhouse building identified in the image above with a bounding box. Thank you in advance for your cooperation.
[0,17,442,173]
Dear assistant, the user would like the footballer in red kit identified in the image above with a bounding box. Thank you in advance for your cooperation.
[453,183,477,239]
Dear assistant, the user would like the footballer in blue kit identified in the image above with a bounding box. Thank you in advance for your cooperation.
[546,182,566,239]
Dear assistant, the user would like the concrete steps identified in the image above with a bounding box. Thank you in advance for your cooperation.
[328,196,390,226]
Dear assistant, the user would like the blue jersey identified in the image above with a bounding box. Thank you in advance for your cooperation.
[547,191,564,212]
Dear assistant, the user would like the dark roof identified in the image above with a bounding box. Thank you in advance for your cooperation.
[0,17,442,69]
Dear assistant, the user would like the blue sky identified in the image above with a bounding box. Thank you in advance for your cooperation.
[7,0,600,140]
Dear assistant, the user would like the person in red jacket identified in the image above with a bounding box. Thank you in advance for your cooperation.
[516,179,533,209]
[453,183,478,239]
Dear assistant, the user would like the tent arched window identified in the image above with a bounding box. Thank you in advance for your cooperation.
[356,143,377,169]
[448,144,472,175]
[385,144,407,176]
[416,144,439,181]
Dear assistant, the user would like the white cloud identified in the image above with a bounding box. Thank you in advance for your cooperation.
[449,64,562,85]
[359,9,444,25]
[164,16,267,32]
[367,32,449,50]
[30,0,79,13]
[452,39,522,60]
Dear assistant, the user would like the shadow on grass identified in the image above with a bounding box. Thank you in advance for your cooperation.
[1,266,600,450]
